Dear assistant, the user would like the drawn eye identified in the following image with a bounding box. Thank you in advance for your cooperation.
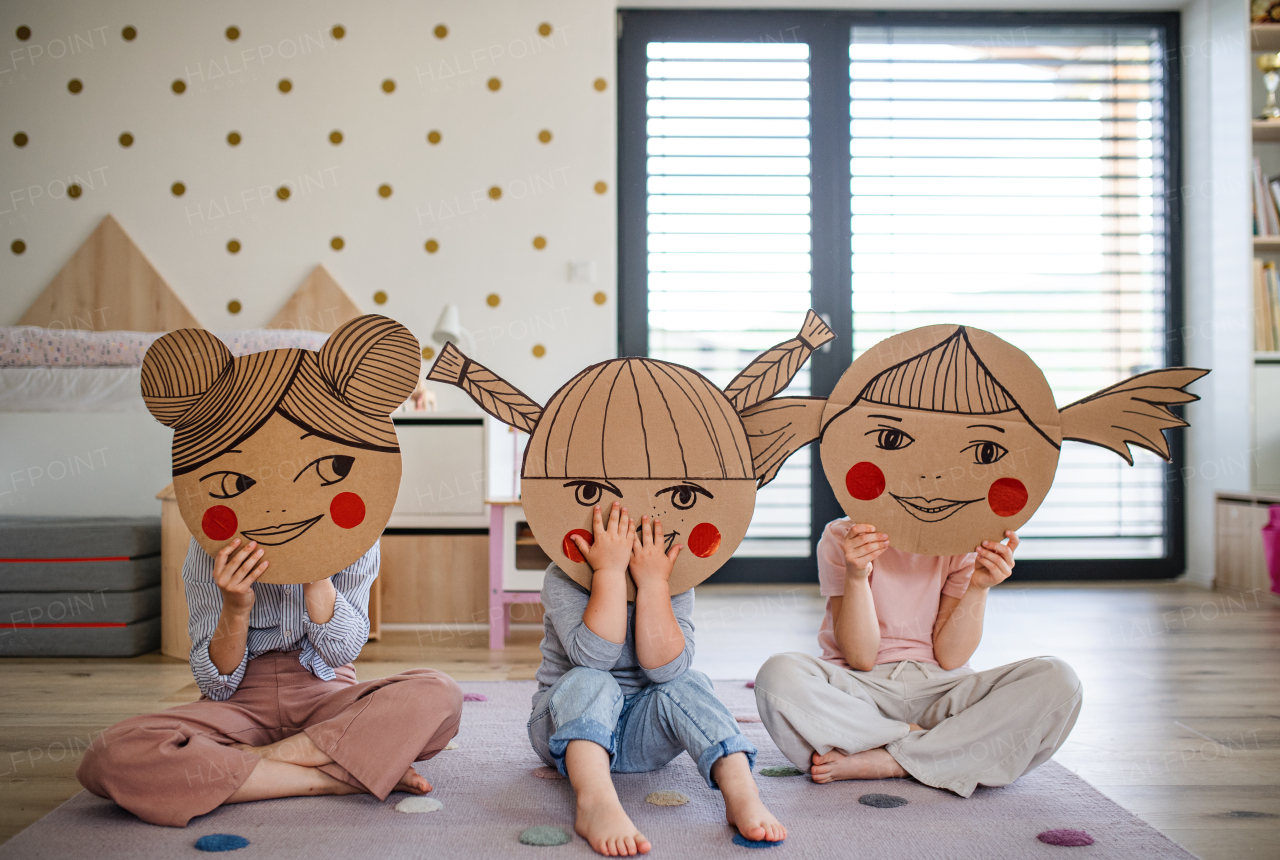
[200,471,256,499]
[656,483,714,511]
[565,480,619,507]
[966,441,1008,465]
[870,428,913,451]
[296,455,355,486]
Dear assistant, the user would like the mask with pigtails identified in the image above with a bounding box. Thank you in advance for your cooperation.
[427,310,835,596]
[814,325,1209,556]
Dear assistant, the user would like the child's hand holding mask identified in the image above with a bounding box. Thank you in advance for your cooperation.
[630,515,682,592]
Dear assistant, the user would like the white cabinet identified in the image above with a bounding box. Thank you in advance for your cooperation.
[388,415,487,528]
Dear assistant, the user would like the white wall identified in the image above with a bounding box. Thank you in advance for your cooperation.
[0,0,617,409]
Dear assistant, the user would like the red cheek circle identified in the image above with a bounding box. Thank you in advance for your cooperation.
[845,462,886,501]
[330,492,366,529]
[988,478,1029,517]
[688,523,722,559]
[201,505,238,541]
[562,529,593,563]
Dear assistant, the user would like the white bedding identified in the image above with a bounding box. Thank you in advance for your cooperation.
[0,327,333,412]
[0,367,147,412]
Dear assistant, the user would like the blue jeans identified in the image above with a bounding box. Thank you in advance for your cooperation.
[528,667,757,789]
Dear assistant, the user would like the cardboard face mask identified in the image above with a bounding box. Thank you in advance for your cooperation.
[427,310,836,596]
[820,325,1208,556]
[141,315,421,583]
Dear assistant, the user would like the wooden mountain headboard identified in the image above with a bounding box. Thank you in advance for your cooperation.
[267,264,361,332]
[18,215,200,331]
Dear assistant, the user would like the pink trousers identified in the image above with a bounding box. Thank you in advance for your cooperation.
[76,651,463,826]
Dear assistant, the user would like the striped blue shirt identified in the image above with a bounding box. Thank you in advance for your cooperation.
[183,538,378,700]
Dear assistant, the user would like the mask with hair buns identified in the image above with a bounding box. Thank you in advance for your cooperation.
[809,325,1209,556]
[427,310,835,596]
[141,315,421,583]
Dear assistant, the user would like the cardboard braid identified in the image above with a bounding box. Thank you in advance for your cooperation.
[723,309,835,413]
[426,341,543,433]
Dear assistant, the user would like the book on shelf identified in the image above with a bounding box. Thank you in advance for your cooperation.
[1255,157,1280,235]
[1259,259,1280,351]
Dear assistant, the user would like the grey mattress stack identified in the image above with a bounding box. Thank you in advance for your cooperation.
[0,517,161,657]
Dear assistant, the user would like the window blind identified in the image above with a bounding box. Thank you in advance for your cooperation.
[645,41,814,557]
[848,25,1170,559]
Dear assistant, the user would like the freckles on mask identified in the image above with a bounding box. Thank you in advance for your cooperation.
[562,529,593,563]
[846,462,886,501]
[330,492,366,529]
[202,505,238,541]
[988,478,1028,517]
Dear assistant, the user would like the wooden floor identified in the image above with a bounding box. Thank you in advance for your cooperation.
[0,582,1276,859]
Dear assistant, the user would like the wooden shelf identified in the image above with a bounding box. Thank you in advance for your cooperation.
[1256,352,1280,363]
[1254,24,1280,52]
[1253,120,1280,141]
[1255,236,1280,252]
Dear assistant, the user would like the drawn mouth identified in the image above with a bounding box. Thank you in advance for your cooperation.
[890,495,982,523]
[240,514,324,546]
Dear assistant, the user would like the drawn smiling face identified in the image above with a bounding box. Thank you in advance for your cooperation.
[519,475,756,598]
[172,411,402,584]
[820,325,1066,556]
[821,404,1060,555]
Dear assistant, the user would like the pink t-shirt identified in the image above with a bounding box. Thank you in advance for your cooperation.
[817,519,976,668]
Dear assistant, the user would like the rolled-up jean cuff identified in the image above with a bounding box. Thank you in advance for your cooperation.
[547,716,616,776]
[697,734,758,790]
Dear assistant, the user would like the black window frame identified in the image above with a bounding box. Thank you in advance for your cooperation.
[618,8,1184,582]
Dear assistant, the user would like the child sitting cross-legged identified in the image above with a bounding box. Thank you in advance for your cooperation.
[530,501,786,856]
[754,522,1082,796]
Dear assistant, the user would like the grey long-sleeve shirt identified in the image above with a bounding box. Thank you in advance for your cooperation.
[533,564,696,710]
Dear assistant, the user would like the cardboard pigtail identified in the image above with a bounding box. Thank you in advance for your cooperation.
[426,341,543,433]
[1059,367,1210,464]
[725,310,836,488]
[723,310,835,412]
[741,397,827,488]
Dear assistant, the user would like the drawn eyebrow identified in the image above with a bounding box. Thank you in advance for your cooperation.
[563,478,622,496]
[967,424,1005,433]
[867,413,902,422]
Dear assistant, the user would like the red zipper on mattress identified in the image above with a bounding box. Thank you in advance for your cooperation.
[0,556,132,563]
[0,623,128,628]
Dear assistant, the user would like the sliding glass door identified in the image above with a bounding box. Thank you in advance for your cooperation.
[619,11,1183,581]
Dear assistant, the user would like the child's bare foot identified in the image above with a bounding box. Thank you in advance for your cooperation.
[231,733,331,767]
[724,791,786,843]
[395,767,432,795]
[810,747,907,784]
[713,752,785,842]
[576,794,651,856]
[564,739,650,856]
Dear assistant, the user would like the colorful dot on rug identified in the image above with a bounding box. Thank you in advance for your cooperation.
[759,766,802,777]
[732,833,783,849]
[395,797,443,814]
[445,741,459,750]
[1038,829,1095,847]
[194,834,249,852]
[736,715,762,723]
[859,793,908,808]
[463,693,488,702]
[745,681,755,688]
[519,825,572,846]
[646,790,689,806]
[533,766,565,780]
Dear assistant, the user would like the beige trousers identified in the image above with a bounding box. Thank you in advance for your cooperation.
[77,651,463,826]
[754,652,1082,797]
